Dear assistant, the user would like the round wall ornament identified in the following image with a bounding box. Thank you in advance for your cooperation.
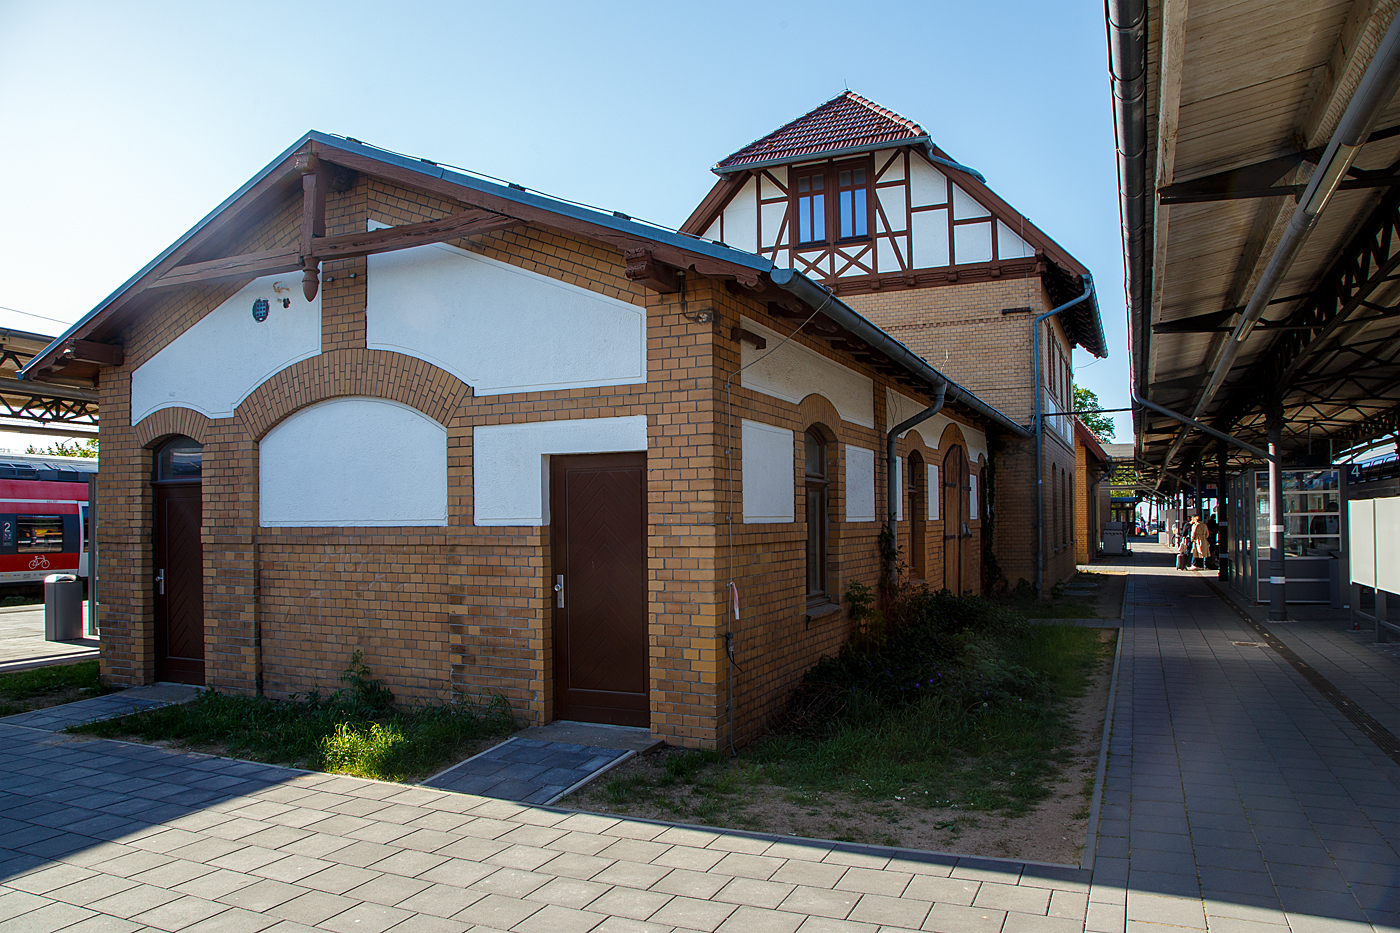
[252,297,270,322]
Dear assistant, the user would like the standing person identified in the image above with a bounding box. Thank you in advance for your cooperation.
[1206,512,1220,569]
[1177,519,1193,570]
[1170,518,1180,549]
[1192,514,1211,570]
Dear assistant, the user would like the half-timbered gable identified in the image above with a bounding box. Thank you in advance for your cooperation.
[685,93,1107,593]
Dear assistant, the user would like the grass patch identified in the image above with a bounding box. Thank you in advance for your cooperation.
[0,659,112,716]
[73,652,516,783]
[755,598,1107,816]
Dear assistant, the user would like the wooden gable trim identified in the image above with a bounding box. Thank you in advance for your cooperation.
[680,174,747,237]
[916,145,1087,277]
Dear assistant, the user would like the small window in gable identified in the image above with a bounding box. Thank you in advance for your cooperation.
[837,166,868,239]
[795,171,826,245]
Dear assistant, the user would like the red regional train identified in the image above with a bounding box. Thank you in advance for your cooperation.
[0,452,97,586]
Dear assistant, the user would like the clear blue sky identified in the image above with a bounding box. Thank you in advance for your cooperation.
[0,0,1129,442]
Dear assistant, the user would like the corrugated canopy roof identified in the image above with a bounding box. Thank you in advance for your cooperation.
[715,91,926,173]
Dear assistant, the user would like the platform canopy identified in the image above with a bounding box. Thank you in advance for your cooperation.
[1112,0,1400,487]
[0,327,97,438]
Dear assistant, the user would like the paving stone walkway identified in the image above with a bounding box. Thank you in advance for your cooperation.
[0,683,200,731]
[423,737,633,805]
[0,549,1397,931]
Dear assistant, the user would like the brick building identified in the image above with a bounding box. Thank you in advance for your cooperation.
[23,132,1033,748]
[682,93,1108,592]
[1074,419,1113,564]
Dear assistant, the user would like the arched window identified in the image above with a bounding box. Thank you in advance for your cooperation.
[154,436,203,481]
[804,430,829,601]
[908,450,926,579]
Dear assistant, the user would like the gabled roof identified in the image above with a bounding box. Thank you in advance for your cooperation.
[18,132,1031,440]
[714,91,927,174]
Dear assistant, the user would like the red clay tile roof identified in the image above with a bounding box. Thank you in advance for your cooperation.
[715,92,927,172]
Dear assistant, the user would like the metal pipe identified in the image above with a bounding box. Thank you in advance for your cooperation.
[1034,275,1094,596]
[886,382,948,589]
[1267,415,1288,621]
[1107,0,1148,375]
[769,268,1030,439]
[1195,8,1400,421]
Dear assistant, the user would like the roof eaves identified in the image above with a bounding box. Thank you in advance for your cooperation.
[712,136,932,176]
[20,132,320,380]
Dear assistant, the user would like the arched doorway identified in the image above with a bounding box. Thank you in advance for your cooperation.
[942,446,968,594]
[152,437,204,684]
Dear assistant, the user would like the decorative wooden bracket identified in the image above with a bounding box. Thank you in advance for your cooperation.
[62,339,123,366]
[623,249,681,293]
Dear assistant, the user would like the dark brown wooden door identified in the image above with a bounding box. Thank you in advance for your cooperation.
[943,447,968,594]
[153,482,204,684]
[551,453,648,727]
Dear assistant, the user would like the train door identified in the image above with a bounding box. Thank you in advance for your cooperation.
[943,446,968,594]
[152,437,204,685]
[549,452,648,727]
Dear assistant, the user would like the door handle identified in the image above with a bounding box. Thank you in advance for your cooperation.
[554,574,564,608]
[156,569,165,596]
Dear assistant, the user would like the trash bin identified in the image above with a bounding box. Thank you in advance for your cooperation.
[44,573,83,641]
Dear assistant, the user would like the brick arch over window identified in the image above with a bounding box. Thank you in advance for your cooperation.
[936,421,969,457]
[135,407,211,449]
[797,393,845,441]
[235,349,472,440]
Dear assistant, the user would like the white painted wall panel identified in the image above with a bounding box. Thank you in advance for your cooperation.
[877,149,904,182]
[911,210,949,268]
[895,457,903,521]
[760,168,787,200]
[969,474,978,518]
[887,388,951,445]
[876,237,901,275]
[740,318,874,427]
[366,242,645,397]
[952,184,991,219]
[722,177,758,253]
[997,220,1035,259]
[846,446,876,522]
[703,218,721,242]
[928,465,940,520]
[877,185,907,233]
[472,415,647,526]
[760,201,787,250]
[1376,497,1400,593]
[260,398,446,527]
[1350,499,1375,587]
[131,274,321,424]
[742,420,794,524]
[908,160,947,206]
[954,222,994,264]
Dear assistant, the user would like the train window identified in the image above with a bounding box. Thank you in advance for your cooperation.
[155,437,202,481]
[0,462,39,480]
[17,516,63,553]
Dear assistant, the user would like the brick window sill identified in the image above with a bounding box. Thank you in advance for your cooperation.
[805,600,843,626]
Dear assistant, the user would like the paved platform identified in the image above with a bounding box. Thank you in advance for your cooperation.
[0,602,97,674]
[0,683,200,731]
[0,549,1395,931]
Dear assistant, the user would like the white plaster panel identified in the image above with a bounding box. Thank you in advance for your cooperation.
[952,183,991,219]
[797,249,829,277]
[774,249,789,269]
[887,388,952,444]
[877,150,904,182]
[1376,496,1400,593]
[912,209,949,268]
[997,220,1035,259]
[877,237,901,275]
[366,241,645,397]
[742,420,794,524]
[1350,499,1375,587]
[761,201,787,250]
[845,445,876,522]
[954,222,994,265]
[722,177,758,253]
[131,274,321,424]
[472,415,647,526]
[740,318,875,428]
[908,160,947,206]
[260,397,446,527]
[703,218,722,242]
[970,474,978,518]
[760,168,787,200]
[877,185,907,233]
[928,465,940,520]
[835,245,869,278]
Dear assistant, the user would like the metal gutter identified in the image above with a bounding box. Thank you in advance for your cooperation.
[769,268,1031,439]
